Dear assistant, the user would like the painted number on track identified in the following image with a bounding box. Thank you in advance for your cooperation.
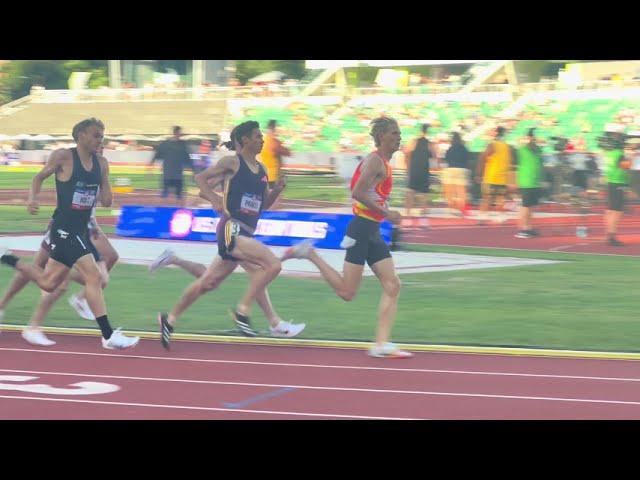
[0,375,120,395]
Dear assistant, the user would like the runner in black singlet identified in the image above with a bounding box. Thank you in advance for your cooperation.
[0,210,118,346]
[0,118,137,350]
[150,126,305,339]
[157,121,293,349]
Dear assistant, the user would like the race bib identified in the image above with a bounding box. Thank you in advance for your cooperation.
[71,185,98,210]
[240,193,262,215]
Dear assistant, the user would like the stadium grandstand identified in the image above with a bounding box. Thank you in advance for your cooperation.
[1,60,640,179]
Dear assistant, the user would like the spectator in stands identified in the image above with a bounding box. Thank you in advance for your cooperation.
[404,123,437,216]
[442,132,471,217]
[476,126,515,224]
[149,126,194,206]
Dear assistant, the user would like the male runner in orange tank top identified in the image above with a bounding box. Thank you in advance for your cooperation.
[282,117,412,358]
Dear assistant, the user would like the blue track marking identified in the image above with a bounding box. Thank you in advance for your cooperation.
[222,387,297,409]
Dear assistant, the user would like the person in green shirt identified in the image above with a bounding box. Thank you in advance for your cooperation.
[515,128,544,239]
[604,133,631,246]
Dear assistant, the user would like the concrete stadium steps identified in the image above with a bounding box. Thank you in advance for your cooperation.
[0,100,227,135]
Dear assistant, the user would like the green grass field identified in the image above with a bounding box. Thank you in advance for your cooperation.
[0,169,636,353]
[0,205,116,234]
[0,231,638,352]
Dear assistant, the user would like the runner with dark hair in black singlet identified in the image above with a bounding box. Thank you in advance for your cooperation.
[0,118,138,350]
[157,120,288,349]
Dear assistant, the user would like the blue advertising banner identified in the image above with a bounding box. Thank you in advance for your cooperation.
[116,205,392,249]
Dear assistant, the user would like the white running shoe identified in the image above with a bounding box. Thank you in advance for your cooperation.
[22,327,56,346]
[280,239,314,261]
[270,320,306,338]
[102,328,140,350]
[368,342,413,359]
[149,249,175,273]
[68,294,95,320]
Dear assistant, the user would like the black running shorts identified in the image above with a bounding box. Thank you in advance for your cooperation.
[48,227,95,268]
[216,216,252,261]
[482,183,508,198]
[520,188,541,208]
[343,215,392,267]
[43,223,101,263]
[608,183,626,212]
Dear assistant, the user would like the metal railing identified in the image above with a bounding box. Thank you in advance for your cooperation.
[22,79,640,106]
[348,83,512,96]
[28,83,341,104]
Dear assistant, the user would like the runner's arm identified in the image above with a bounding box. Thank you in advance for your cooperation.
[98,156,113,207]
[195,155,239,212]
[27,149,65,214]
[263,175,286,210]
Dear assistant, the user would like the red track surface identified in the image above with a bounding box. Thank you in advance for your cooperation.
[401,209,640,256]
[2,331,640,419]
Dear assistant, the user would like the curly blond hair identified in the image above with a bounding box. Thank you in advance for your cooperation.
[369,116,398,147]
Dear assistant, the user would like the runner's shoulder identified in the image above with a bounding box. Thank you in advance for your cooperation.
[363,152,385,171]
[50,148,74,161]
[218,153,241,170]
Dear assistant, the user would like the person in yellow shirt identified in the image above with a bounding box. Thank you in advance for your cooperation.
[261,120,291,187]
[475,126,515,223]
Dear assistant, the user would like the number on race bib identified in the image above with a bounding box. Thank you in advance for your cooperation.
[240,193,262,215]
[71,187,98,210]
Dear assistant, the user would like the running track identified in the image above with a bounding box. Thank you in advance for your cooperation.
[2,331,640,419]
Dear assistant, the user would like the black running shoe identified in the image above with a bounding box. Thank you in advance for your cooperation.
[229,309,258,337]
[158,312,174,350]
[0,248,19,267]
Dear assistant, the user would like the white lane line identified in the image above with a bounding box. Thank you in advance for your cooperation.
[0,395,417,420]
[1,368,639,407]
[1,347,640,382]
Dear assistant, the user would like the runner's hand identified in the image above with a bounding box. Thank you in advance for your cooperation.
[386,210,402,224]
[27,200,39,215]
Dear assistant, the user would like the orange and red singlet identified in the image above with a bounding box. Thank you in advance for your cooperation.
[350,151,393,223]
